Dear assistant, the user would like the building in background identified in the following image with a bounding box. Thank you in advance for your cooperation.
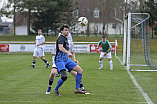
[13,0,123,35]
[0,17,13,35]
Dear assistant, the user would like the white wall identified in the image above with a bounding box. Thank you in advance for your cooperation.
[15,26,27,35]
[89,22,123,35]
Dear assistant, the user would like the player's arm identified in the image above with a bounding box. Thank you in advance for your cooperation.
[71,52,79,64]
[37,42,45,46]
[106,47,111,53]
[58,44,72,57]
[37,36,45,46]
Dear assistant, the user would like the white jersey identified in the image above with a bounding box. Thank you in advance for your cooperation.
[33,35,45,57]
[35,35,45,48]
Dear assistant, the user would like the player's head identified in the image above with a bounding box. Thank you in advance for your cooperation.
[102,35,106,42]
[38,29,42,35]
[60,24,69,37]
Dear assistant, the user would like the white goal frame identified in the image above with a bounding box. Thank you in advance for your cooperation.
[125,12,157,71]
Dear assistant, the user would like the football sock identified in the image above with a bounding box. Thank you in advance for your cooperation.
[48,78,54,87]
[99,60,103,67]
[55,78,64,91]
[52,56,55,64]
[32,60,36,67]
[75,73,82,88]
[109,60,113,70]
[43,59,49,65]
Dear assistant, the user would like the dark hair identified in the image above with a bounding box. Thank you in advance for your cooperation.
[102,35,106,38]
[60,24,69,32]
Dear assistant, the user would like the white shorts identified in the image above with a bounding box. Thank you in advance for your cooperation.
[33,47,45,57]
[100,52,112,59]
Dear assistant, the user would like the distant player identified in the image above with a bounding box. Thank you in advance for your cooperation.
[97,35,113,70]
[30,29,50,68]
[52,24,87,96]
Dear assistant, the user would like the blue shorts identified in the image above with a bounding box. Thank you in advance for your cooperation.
[55,59,77,72]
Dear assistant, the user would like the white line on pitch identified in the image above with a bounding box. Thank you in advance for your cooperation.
[127,70,153,104]
[115,56,153,104]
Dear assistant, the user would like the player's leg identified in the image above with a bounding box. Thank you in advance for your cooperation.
[70,71,90,94]
[70,71,84,88]
[72,65,86,94]
[30,49,37,68]
[30,56,36,68]
[107,52,113,70]
[52,55,60,77]
[40,56,50,68]
[98,52,105,69]
[54,61,67,96]
[54,70,67,96]
[39,48,50,68]
[51,54,60,77]
[98,52,104,69]
[66,60,86,94]
[46,67,58,94]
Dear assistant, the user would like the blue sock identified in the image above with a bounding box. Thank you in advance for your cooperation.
[75,73,82,88]
[55,78,64,91]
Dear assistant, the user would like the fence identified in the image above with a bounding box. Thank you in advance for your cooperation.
[0,40,117,55]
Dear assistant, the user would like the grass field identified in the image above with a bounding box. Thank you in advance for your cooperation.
[0,53,157,104]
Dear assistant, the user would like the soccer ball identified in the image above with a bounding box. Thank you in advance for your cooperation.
[78,17,88,26]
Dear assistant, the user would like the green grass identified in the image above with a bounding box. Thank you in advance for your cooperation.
[0,53,157,104]
[0,35,120,42]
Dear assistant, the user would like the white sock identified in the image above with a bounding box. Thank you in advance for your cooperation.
[52,56,55,64]
[109,60,113,70]
[99,60,103,67]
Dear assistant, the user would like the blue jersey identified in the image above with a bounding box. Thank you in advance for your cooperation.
[55,35,69,60]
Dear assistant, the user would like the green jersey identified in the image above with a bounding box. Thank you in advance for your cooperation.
[98,40,111,52]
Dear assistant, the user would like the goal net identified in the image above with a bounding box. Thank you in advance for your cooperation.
[126,13,157,71]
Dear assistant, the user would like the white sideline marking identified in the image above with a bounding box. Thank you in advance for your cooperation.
[127,70,153,104]
[115,56,153,104]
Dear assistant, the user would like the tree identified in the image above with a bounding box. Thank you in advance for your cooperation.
[31,0,74,36]
[101,0,124,36]
[1,0,58,35]
[143,0,157,38]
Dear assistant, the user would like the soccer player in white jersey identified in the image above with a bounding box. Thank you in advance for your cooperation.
[30,29,50,68]
[97,35,113,70]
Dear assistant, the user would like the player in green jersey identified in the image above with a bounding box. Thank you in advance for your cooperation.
[97,35,113,70]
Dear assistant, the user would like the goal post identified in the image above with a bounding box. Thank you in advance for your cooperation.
[126,12,157,71]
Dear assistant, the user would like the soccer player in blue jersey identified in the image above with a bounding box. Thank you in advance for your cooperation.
[46,33,89,95]
[55,32,75,77]
[97,35,113,70]
[52,24,86,96]
[30,29,50,68]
